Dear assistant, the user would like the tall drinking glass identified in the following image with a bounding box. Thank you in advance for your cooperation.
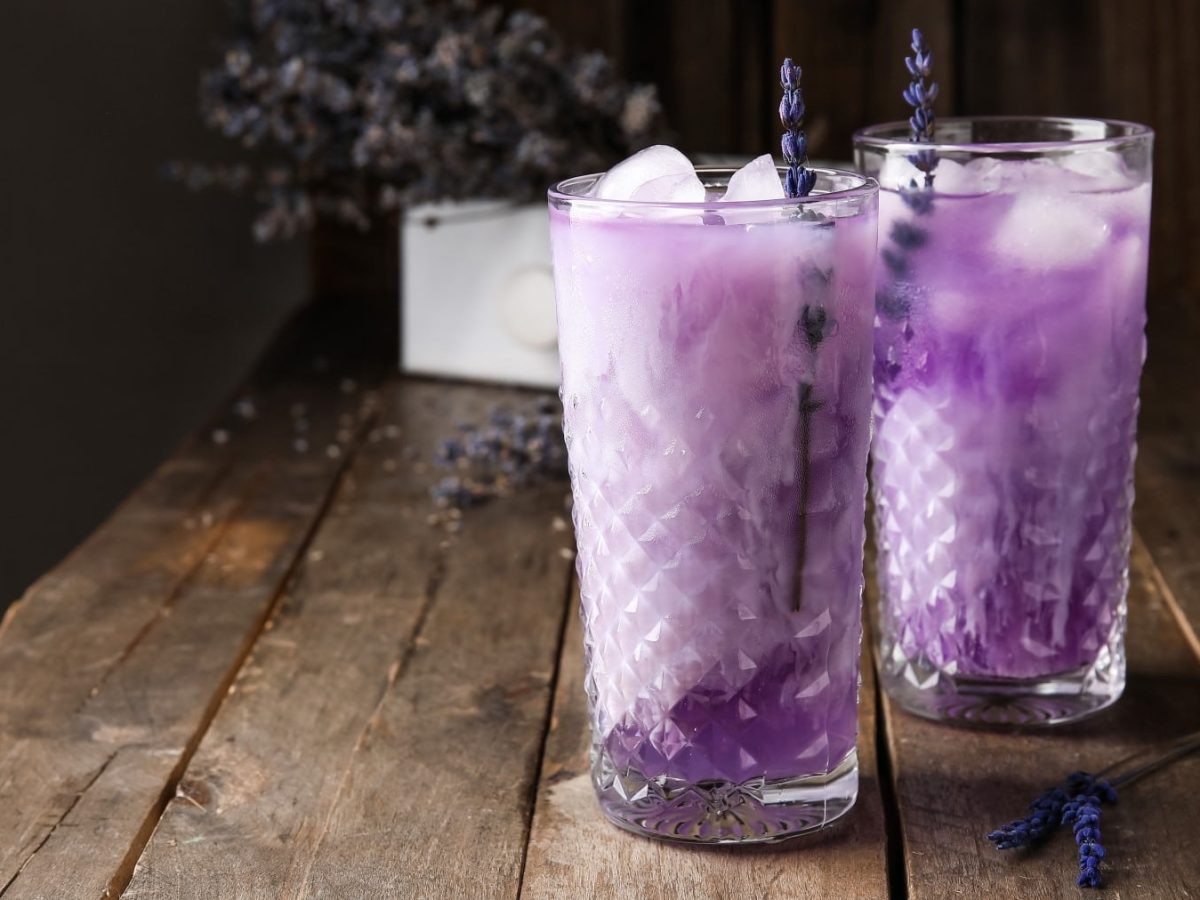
[547,168,878,842]
[854,118,1153,725]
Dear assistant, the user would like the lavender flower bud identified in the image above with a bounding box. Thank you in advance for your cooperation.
[778,55,815,198]
[904,26,939,153]
[780,58,799,89]
[781,131,806,163]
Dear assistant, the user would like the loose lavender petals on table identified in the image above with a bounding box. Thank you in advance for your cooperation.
[430,398,567,514]
[779,58,816,198]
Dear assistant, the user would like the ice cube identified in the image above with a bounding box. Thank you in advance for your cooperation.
[929,158,1002,196]
[881,157,1002,196]
[592,145,695,201]
[1002,158,1063,189]
[721,154,785,202]
[960,157,1010,193]
[1057,150,1136,191]
[630,171,707,203]
[1105,233,1149,306]
[878,155,924,192]
[926,286,984,333]
[990,192,1110,270]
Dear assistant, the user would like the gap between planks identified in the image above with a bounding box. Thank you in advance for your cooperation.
[121,380,576,900]
[102,412,373,899]
[76,460,254,714]
[878,531,1200,899]
[286,546,448,897]
[1133,530,1200,665]
[0,367,379,900]
[0,751,118,896]
[514,569,579,898]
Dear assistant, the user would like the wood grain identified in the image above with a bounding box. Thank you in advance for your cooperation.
[519,592,891,899]
[123,381,576,899]
[1130,291,1200,659]
[879,537,1200,899]
[0,324,378,898]
[1133,437,1200,663]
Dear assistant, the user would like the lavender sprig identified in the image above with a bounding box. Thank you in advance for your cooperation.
[875,27,939,326]
[779,59,816,198]
[791,305,833,612]
[903,28,939,187]
[986,771,1104,850]
[1062,788,1116,888]
[987,732,1200,890]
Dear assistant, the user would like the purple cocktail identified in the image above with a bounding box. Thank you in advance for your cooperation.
[548,151,877,842]
[855,117,1153,725]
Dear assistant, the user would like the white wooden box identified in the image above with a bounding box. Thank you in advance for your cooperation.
[401,200,559,389]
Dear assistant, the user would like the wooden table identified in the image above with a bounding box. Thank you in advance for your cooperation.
[2,304,1198,899]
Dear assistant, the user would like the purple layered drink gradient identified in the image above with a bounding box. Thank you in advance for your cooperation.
[858,120,1152,701]
[549,173,877,799]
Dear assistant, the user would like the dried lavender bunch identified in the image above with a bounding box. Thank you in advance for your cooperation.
[431,397,566,510]
[987,731,1200,890]
[779,58,816,199]
[903,27,939,189]
[986,771,1110,851]
[170,0,665,240]
[988,772,1116,889]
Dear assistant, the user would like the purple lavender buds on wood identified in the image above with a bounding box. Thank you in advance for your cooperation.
[988,771,1118,890]
[1062,786,1116,888]
[430,399,567,512]
[779,58,816,198]
[986,772,1107,851]
[986,736,1200,890]
[903,28,939,188]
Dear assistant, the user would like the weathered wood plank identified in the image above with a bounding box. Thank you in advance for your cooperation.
[0,333,377,897]
[123,381,575,899]
[1129,296,1200,658]
[520,594,891,899]
[1133,438,1200,662]
[880,537,1200,899]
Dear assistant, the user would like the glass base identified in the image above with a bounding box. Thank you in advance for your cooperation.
[592,750,858,844]
[881,644,1125,727]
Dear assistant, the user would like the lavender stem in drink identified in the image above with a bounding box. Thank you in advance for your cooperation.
[548,149,878,843]
[856,116,1153,725]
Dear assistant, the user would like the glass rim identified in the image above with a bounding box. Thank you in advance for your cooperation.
[547,165,877,212]
[853,115,1154,155]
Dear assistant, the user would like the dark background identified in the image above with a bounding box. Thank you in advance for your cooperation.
[2,0,1197,609]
